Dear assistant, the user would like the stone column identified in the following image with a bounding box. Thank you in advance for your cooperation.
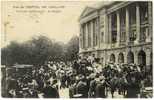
[81,24,84,49]
[134,51,138,65]
[91,21,94,48]
[87,22,90,48]
[117,10,120,46]
[93,20,96,47]
[136,3,141,43]
[95,18,98,48]
[85,23,88,48]
[82,24,86,49]
[147,2,152,42]
[104,14,108,48]
[97,17,101,48]
[146,49,152,71]
[123,52,127,64]
[108,14,112,44]
[146,51,151,66]
[79,24,82,49]
[82,25,85,49]
[126,7,130,44]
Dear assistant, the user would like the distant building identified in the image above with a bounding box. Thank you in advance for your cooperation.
[79,1,152,68]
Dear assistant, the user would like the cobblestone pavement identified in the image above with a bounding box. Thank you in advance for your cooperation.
[59,88,125,98]
[107,91,124,98]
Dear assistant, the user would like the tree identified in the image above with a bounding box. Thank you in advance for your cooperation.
[1,35,79,66]
[65,35,79,61]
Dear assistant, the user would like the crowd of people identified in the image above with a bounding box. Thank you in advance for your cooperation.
[2,56,153,98]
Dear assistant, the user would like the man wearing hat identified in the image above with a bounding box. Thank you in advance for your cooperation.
[76,75,88,98]
[88,73,100,98]
[95,75,109,98]
[42,81,59,98]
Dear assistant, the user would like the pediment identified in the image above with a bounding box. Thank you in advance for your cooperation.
[80,6,96,19]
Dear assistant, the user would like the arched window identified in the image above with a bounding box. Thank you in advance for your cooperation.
[127,51,134,64]
[110,54,116,63]
[138,50,146,66]
[118,53,124,63]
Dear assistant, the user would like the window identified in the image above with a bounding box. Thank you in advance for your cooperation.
[101,32,104,43]
[120,32,126,42]
[130,5,136,25]
[140,27,147,41]
[93,19,97,46]
[140,2,148,23]
[93,20,96,46]
[130,30,136,41]
[112,31,117,43]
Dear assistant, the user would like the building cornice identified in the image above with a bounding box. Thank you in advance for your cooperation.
[80,11,99,24]
[106,1,134,14]
[79,42,152,54]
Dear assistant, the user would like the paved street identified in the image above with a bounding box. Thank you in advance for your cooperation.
[107,91,124,98]
[59,88,124,98]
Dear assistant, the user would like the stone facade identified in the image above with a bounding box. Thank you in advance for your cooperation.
[79,1,152,67]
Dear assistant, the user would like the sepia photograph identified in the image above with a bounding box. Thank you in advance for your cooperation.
[1,0,153,98]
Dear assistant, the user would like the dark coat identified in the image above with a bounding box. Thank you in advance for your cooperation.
[95,81,106,98]
[42,86,59,98]
[69,85,75,98]
[126,82,139,98]
[88,79,96,97]
[76,81,88,98]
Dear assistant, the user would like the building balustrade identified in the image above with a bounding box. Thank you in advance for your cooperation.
[111,43,116,48]
[112,27,117,31]
[127,41,134,46]
[141,20,148,25]
[119,41,126,46]
[130,24,136,27]
[139,38,146,43]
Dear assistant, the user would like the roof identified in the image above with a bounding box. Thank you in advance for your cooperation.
[79,1,115,20]
[79,6,96,19]
[91,1,114,9]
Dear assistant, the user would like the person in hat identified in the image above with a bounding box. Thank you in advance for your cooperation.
[109,74,118,98]
[95,75,109,98]
[88,73,99,98]
[42,81,59,98]
[126,74,139,98]
[76,75,88,98]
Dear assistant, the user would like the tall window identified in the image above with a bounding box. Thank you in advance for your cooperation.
[93,19,97,46]
[140,2,148,23]
[130,4,136,25]
[130,30,137,41]
[111,13,117,43]
[112,31,117,43]
[140,27,148,42]
[120,8,126,43]
[101,32,104,43]
[120,32,126,42]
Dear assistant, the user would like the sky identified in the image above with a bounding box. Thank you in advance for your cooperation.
[1,0,100,47]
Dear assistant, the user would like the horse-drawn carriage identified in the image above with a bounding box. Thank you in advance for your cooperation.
[1,64,33,97]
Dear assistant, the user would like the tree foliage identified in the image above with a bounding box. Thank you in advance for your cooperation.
[65,36,79,61]
[1,35,79,66]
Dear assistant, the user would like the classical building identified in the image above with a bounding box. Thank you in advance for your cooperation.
[79,1,152,68]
